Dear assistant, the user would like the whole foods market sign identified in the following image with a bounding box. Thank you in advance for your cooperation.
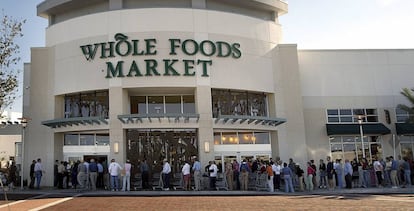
[80,33,242,78]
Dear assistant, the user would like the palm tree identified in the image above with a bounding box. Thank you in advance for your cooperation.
[397,88,414,123]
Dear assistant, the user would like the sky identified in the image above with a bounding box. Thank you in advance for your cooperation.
[1,0,414,119]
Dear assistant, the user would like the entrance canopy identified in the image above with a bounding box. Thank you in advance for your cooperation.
[396,123,414,135]
[326,123,391,136]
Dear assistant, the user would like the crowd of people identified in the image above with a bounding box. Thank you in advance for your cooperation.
[16,154,414,192]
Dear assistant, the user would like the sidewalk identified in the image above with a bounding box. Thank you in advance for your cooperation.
[2,186,413,198]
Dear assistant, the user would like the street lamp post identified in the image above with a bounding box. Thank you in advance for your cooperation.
[18,117,29,190]
[357,115,366,159]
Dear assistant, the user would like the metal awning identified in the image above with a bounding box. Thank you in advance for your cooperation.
[215,115,286,127]
[396,123,414,135]
[42,117,108,128]
[118,113,200,124]
[326,123,391,136]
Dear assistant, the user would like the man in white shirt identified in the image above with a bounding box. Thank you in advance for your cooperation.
[208,161,218,190]
[182,160,191,190]
[162,159,171,190]
[272,161,281,191]
[108,158,122,191]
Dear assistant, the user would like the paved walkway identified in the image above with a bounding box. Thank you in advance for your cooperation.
[0,187,413,210]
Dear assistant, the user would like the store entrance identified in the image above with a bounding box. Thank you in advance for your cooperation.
[126,129,198,174]
[83,155,108,166]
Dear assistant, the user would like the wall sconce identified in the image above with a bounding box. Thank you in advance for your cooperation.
[204,141,210,153]
[114,141,119,154]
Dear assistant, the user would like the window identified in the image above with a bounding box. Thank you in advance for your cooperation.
[148,96,164,114]
[96,134,110,146]
[211,89,267,118]
[80,134,94,145]
[130,95,195,114]
[64,90,109,118]
[214,131,270,145]
[327,108,378,123]
[64,133,109,146]
[396,108,410,123]
[64,134,79,145]
[329,135,382,162]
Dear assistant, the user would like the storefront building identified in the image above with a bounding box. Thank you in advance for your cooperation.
[22,0,414,186]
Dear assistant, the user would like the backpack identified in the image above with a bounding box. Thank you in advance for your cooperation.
[240,164,248,172]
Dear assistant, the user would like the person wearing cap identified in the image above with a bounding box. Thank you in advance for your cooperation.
[122,159,132,191]
[162,158,171,190]
[108,158,122,191]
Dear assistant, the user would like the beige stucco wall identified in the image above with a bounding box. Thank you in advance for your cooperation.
[299,49,414,161]
[26,7,290,186]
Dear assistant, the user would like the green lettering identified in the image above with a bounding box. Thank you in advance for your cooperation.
[231,43,242,58]
[169,39,181,55]
[145,39,157,55]
[182,39,198,55]
[127,61,143,77]
[216,41,231,57]
[200,40,216,56]
[100,42,115,58]
[80,44,99,61]
[145,59,160,76]
[197,60,212,77]
[105,61,125,78]
[183,60,195,76]
[163,59,180,76]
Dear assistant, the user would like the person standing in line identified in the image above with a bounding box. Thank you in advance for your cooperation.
[54,160,58,188]
[282,162,294,193]
[225,161,234,190]
[89,159,98,191]
[288,158,298,188]
[191,156,202,191]
[361,158,370,188]
[181,160,191,191]
[334,159,343,189]
[306,162,315,191]
[34,158,44,189]
[310,160,317,188]
[344,159,353,189]
[272,161,281,191]
[7,162,17,189]
[57,161,65,189]
[232,159,240,190]
[140,159,150,190]
[319,159,327,189]
[296,164,305,192]
[122,159,132,191]
[162,159,171,191]
[390,156,399,188]
[97,161,104,188]
[326,156,335,190]
[208,161,218,190]
[77,160,88,190]
[373,158,383,187]
[402,157,412,188]
[266,161,274,192]
[108,158,122,191]
[83,159,90,189]
[29,160,36,189]
[239,159,250,191]
[71,161,79,189]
